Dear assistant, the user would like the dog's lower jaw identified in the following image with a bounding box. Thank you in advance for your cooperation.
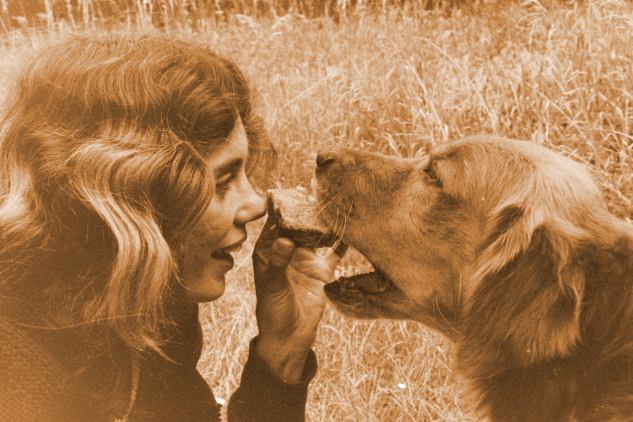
[324,281,462,341]
[324,275,405,321]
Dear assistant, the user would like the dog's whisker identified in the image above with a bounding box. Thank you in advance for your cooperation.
[331,199,351,243]
[318,201,353,261]
[315,196,336,217]
[316,195,348,241]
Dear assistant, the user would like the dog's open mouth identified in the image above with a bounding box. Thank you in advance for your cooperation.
[324,269,398,302]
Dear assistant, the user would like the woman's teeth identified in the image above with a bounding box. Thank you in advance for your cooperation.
[221,244,242,254]
[212,244,242,259]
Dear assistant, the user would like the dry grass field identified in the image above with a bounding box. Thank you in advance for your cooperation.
[2,0,633,420]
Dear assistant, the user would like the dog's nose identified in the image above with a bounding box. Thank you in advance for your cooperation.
[317,145,347,169]
[316,151,337,168]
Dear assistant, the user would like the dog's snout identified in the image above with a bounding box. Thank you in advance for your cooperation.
[316,150,339,169]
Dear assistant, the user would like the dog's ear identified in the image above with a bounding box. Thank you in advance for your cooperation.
[462,206,584,369]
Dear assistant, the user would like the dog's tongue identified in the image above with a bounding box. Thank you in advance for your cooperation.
[334,270,396,294]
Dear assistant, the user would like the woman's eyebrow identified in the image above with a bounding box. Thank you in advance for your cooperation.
[216,158,243,176]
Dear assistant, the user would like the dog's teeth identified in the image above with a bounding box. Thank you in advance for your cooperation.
[366,274,391,293]
[338,271,395,294]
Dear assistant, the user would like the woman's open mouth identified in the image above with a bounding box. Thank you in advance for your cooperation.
[211,244,242,262]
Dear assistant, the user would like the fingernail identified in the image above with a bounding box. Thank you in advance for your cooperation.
[273,238,294,257]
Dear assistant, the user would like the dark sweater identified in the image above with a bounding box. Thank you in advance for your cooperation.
[0,302,317,422]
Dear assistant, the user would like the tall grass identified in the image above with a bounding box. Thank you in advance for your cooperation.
[2,0,633,420]
[0,0,476,30]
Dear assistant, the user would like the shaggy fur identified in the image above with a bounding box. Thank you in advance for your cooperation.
[316,136,633,422]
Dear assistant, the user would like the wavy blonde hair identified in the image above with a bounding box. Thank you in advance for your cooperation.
[0,30,275,352]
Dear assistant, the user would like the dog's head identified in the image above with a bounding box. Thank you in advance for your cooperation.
[317,136,633,366]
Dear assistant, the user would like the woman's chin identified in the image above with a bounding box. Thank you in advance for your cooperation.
[182,272,227,303]
[180,259,233,303]
[184,282,226,303]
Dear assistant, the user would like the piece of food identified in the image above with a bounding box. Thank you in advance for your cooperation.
[266,189,340,248]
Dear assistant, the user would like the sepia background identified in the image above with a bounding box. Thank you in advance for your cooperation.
[1,0,632,420]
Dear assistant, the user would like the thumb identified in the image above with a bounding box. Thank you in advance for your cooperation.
[256,238,295,296]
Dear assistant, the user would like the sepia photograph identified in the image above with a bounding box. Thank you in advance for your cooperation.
[1,0,632,421]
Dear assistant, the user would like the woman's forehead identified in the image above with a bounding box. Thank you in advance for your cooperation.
[206,119,248,172]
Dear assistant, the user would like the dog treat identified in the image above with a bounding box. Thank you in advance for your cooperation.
[266,189,339,248]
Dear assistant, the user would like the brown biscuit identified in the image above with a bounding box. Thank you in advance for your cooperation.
[266,189,339,248]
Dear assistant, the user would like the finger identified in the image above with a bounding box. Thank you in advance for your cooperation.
[254,216,279,252]
[289,248,339,283]
[314,242,348,273]
[257,238,295,295]
[293,185,309,196]
[252,217,283,271]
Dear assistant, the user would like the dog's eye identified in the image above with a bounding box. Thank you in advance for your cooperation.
[424,166,439,182]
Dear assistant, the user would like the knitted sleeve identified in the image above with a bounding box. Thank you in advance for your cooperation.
[127,306,222,422]
[227,337,318,422]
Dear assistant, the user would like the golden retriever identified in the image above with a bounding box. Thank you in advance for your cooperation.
[315,135,633,422]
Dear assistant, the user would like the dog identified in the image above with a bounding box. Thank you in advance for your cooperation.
[315,135,633,422]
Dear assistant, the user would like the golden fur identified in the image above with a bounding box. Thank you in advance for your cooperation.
[316,136,633,422]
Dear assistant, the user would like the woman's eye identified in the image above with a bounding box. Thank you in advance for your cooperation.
[215,174,235,196]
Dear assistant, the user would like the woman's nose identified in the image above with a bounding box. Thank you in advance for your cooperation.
[235,178,266,225]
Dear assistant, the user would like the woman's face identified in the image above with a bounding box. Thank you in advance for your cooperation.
[180,119,266,302]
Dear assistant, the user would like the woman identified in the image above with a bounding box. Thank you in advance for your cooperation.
[0,31,344,422]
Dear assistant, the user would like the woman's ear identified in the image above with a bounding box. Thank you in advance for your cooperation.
[462,209,584,369]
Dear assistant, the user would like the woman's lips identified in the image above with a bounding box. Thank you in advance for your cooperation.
[210,243,242,267]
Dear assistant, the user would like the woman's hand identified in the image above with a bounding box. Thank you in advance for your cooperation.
[252,217,347,384]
